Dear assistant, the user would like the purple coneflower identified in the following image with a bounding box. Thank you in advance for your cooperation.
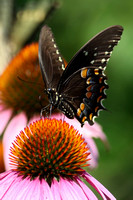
[0,118,115,200]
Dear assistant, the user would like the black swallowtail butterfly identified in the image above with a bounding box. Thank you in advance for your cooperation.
[38,25,123,127]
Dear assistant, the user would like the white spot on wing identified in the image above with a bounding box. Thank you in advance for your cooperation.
[83,50,88,56]
[101,58,106,63]
[62,64,65,70]
[59,56,62,62]
[105,51,109,55]
[99,66,103,70]
[91,60,94,64]
[56,50,59,54]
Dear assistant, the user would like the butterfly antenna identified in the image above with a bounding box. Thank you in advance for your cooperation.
[17,75,43,88]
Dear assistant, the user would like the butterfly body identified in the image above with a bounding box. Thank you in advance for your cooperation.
[39,25,123,126]
[45,88,75,119]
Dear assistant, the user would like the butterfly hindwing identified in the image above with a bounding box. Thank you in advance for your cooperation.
[58,66,108,126]
[38,25,65,89]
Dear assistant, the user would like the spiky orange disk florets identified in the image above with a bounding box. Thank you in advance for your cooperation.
[0,43,48,117]
[9,118,90,184]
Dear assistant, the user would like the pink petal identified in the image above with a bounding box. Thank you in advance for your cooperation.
[82,172,116,200]
[75,177,98,200]
[17,177,41,200]
[85,122,109,149]
[86,138,99,168]
[0,171,16,199]
[28,115,40,124]
[0,171,54,200]
[51,179,61,200]
[58,177,89,200]
[40,179,54,200]
[2,176,31,200]
[3,112,27,170]
[68,178,93,200]
[0,107,12,135]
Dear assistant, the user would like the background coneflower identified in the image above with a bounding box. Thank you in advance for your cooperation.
[0,43,47,119]
[0,118,115,200]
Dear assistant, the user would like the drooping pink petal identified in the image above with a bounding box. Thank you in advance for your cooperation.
[0,171,16,199]
[3,112,27,170]
[0,107,13,135]
[85,122,109,149]
[68,178,96,200]
[82,172,116,200]
[86,138,99,168]
[75,177,98,200]
[58,177,89,200]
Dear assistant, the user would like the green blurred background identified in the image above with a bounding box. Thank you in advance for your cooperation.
[1,0,133,199]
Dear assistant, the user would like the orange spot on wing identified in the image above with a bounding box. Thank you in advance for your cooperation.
[94,69,99,75]
[86,85,92,91]
[82,116,87,123]
[77,108,81,116]
[100,86,105,93]
[86,92,92,99]
[80,103,85,111]
[99,77,103,83]
[97,95,102,103]
[89,113,93,121]
[86,77,91,84]
[81,68,88,78]
[95,106,99,113]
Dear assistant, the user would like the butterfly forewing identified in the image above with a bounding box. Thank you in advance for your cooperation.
[39,25,65,89]
[58,25,123,88]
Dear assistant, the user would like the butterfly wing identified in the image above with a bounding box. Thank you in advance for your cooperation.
[57,25,123,125]
[58,25,123,88]
[38,25,65,89]
[58,66,108,125]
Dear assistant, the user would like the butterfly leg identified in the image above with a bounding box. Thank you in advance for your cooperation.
[40,104,51,118]
[49,104,53,118]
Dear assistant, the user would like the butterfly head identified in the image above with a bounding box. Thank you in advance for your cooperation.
[45,88,59,106]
